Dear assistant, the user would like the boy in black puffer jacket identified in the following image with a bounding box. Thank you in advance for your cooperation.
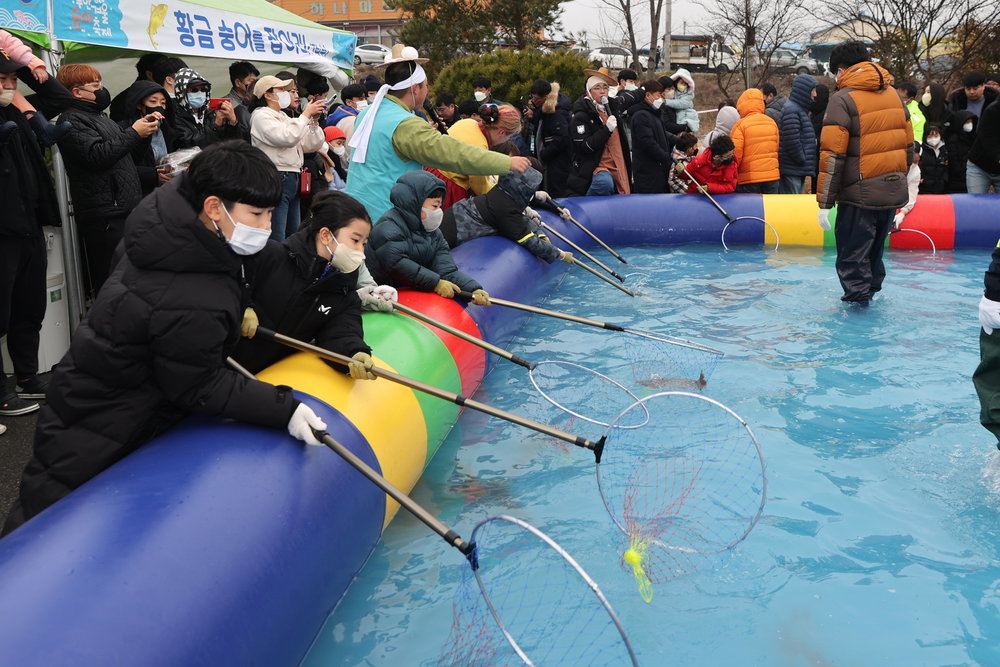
[2,142,327,534]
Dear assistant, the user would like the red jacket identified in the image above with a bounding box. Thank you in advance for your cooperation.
[685,148,739,194]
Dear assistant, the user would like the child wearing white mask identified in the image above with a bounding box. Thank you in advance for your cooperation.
[366,171,490,305]
[234,190,379,379]
[322,125,349,191]
[918,123,948,194]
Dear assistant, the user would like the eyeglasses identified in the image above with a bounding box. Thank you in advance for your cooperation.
[590,83,610,91]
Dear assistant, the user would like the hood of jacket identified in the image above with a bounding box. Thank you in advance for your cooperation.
[670,68,695,90]
[122,80,170,121]
[737,88,765,117]
[952,109,977,133]
[811,84,830,115]
[714,105,740,133]
[497,166,543,208]
[174,67,211,113]
[789,74,818,109]
[388,170,447,232]
[124,173,240,274]
[836,61,893,93]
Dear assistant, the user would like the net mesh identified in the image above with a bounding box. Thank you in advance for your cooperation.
[597,392,766,601]
[624,330,723,392]
[528,360,649,429]
[439,516,635,666]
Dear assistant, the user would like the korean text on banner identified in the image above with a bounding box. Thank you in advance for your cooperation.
[53,0,356,70]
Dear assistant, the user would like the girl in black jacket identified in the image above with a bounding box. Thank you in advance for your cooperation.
[918,124,948,194]
[118,80,175,197]
[3,142,326,533]
[235,191,377,379]
[629,79,672,194]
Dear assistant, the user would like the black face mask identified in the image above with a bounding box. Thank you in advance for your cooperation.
[91,87,112,112]
[719,156,735,165]
[144,105,167,116]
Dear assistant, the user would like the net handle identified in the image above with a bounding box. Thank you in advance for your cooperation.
[470,515,640,667]
[539,221,625,282]
[254,328,605,457]
[226,357,474,554]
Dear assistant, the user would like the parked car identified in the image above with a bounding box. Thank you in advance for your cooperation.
[355,43,391,66]
[754,49,821,75]
[589,46,646,71]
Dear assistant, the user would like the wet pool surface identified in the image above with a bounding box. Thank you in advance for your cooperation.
[304,246,1000,666]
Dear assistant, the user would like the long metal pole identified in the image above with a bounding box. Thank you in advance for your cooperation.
[539,222,625,282]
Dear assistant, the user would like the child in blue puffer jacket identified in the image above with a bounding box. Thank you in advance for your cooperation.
[665,68,699,133]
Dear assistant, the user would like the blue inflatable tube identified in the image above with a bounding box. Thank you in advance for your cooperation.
[0,193,992,664]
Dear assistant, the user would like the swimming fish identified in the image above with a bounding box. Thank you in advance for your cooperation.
[636,372,707,391]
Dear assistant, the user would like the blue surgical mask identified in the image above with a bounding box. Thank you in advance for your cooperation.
[187,92,207,109]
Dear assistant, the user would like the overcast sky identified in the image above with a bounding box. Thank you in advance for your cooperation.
[556,0,714,47]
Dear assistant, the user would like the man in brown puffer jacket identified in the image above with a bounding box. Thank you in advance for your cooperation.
[817,41,914,304]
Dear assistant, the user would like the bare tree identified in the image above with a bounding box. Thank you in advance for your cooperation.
[704,0,811,99]
[591,0,670,76]
[820,1,1000,86]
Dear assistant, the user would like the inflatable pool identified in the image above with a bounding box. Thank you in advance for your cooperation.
[0,193,993,664]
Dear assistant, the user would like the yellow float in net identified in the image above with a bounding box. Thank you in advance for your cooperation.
[623,538,653,603]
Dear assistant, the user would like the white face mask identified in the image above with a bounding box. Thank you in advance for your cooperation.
[664,89,676,99]
[964,122,974,133]
[926,136,942,147]
[0,87,15,107]
[921,92,932,106]
[624,82,638,91]
[652,98,664,110]
[219,206,270,256]
[324,236,365,273]
[355,99,368,110]
[474,91,487,102]
[275,90,292,109]
[421,207,443,232]
[332,145,346,156]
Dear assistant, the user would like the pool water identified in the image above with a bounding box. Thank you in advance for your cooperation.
[303,246,1000,666]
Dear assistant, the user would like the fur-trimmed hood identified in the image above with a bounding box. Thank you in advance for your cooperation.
[542,82,561,113]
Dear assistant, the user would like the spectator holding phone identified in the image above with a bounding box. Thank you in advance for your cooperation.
[56,64,158,298]
[119,79,175,197]
[250,74,326,240]
[172,67,241,150]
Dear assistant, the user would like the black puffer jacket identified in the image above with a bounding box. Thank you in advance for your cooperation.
[234,229,371,374]
[0,98,60,238]
[917,142,948,194]
[567,90,644,195]
[968,100,1000,175]
[367,170,482,292]
[441,167,560,262]
[534,84,573,197]
[946,110,977,193]
[56,102,143,221]
[4,174,300,530]
[118,80,175,197]
[630,102,672,193]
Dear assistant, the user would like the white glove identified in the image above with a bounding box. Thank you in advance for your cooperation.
[893,211,905,229]
[372,284,397,304]
[558,206,572,220]
[980,296,1000,335]
[524,206,541,224]
[817,209,832,231]
[287,403,326,446]
[533,190,551,203]
[605,115,618,132]
[357,285,394,313]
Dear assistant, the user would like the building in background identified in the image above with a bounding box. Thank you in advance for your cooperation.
[273,0,403,46]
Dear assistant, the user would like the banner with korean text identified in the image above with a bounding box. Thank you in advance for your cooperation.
[52,0,355,69]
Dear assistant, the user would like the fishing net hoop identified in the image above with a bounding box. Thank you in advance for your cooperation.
[528,360,651,429]
[721,216,781,252]
[625,327,725,357]
[469,515,640,667]
[596,391,767,556]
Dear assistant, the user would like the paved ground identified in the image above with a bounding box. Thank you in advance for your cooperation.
[0,406,35,522]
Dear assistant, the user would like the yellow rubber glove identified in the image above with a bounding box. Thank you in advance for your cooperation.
[471,288,491,306]
[434,279,461,298]
[673,161,687,174]
[559,251,575,264]
[241,307,259,338]
[348,351,376,380]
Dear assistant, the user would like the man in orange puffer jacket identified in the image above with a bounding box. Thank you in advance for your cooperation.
[817,41,913,305]
[731,88,780,193]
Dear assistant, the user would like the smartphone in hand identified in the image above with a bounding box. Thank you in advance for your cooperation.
[208,98,228,111]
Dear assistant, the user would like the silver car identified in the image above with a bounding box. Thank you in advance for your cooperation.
[354,43,391,66]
